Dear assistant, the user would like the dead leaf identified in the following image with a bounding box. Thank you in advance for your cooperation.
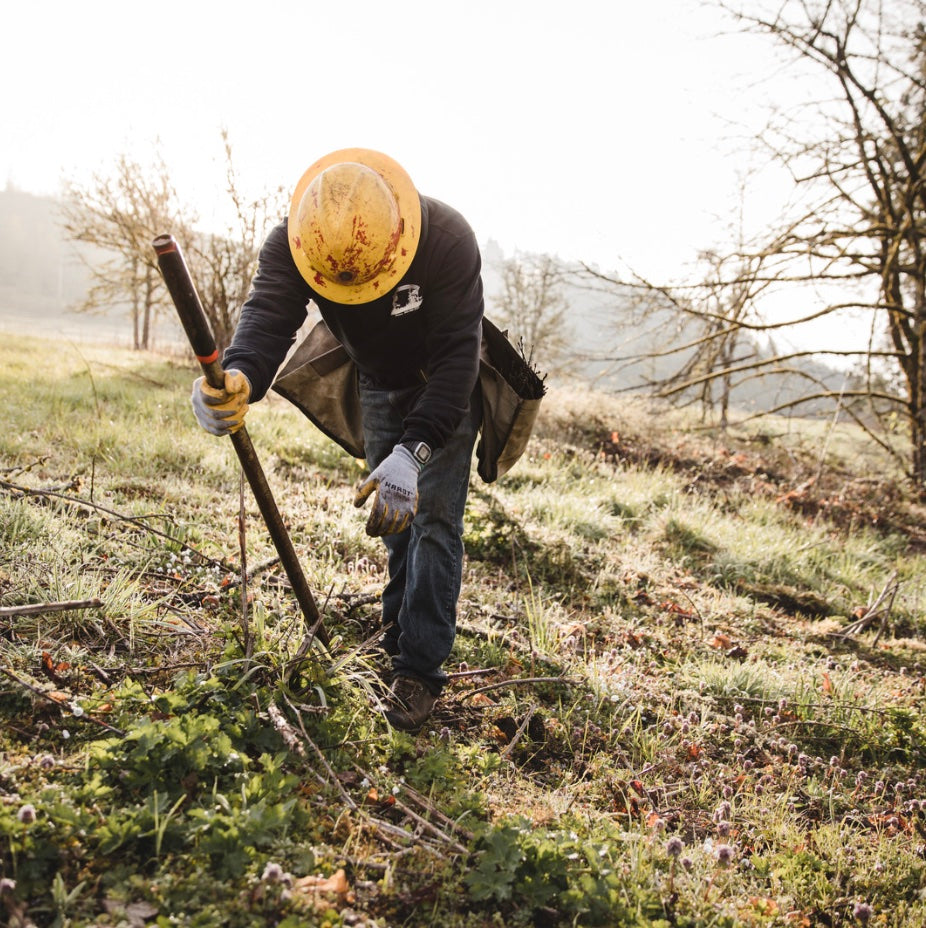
[298,869,349,894]
[747,897,779,916]
[292,868,354,909]
[561,622,587,638]
[784,913,812,927]
[468,693,496,707]
[661,601,696,620]
[40,651,70,685]
[490,725,511,744]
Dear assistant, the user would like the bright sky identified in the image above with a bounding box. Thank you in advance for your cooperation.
[1,0,794,281]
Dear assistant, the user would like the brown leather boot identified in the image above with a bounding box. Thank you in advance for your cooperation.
[385,675,436,731]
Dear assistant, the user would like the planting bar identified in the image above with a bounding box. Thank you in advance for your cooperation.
[152,233,328,647]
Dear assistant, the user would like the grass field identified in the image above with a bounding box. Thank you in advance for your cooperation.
[1,333,925,927]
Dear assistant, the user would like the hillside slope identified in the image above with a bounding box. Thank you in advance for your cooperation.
[1,334,925,927]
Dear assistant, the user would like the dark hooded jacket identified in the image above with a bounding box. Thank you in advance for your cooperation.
[222,195,484,451]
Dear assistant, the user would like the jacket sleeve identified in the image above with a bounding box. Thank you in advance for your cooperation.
[401,227,484,449]
[222,221,312,402]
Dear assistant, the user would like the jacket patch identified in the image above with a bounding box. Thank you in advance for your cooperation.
[391,284,423,317]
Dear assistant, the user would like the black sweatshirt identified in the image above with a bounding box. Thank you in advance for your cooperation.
[222,195,485,451]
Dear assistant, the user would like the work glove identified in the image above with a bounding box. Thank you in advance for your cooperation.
[354,444,421,536]
[191,369,251,436]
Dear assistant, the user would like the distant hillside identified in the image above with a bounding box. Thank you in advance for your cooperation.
[479,243,846,417]
[0,187,180,347]
[1,187,844,414]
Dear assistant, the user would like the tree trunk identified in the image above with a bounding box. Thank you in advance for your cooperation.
[131,254,140,350]
[914,311,926,491]
[141,267,154,351]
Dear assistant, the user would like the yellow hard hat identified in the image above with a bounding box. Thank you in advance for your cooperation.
[288,148,421,304]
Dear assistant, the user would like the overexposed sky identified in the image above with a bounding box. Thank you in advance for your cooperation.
[2,0,796,280]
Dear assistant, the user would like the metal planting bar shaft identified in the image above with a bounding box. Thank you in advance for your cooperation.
[152,233,328,647]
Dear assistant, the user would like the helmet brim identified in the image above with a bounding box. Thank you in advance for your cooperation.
[288,148,421,305]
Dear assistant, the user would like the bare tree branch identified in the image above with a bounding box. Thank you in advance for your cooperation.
[578,0,926,487]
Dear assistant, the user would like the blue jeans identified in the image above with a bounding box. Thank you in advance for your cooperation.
[359,375,479,694]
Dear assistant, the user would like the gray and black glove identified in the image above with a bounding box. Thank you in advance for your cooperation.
[353,444,422,536]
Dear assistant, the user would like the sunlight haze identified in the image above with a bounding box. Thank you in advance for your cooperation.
[2,0,790,278]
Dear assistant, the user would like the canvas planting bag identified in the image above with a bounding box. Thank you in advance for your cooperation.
[272,317,545,482]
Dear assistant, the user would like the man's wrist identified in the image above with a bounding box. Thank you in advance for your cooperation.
[401,440,432,468]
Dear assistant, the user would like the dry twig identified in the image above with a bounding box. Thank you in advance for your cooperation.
[0,478,231,571]
[0,666,124,736]
[838,571,900,641]
[458,675,581,701]
[352,762,471,853]
[500,704,538,761]
[0,598,103,618]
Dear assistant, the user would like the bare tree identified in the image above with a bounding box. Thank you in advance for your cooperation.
[719,0,926,486]
[61,153,185,349]
[492,252,572,375]
[575,218,824,425]
[187,131,287,353]
[579,1,926,487]
[653,249,767,428]
[61,134,286,355]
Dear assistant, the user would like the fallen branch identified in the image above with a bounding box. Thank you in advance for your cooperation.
[458,675,581,701]
[0,478,231,571]
[326,625,391,676]
[362,815,449,856]
[354,762,475,846]
[267,702,307,757]
[500,704,538,761]
[838,571,900,641]
[711,692,906,717]
[447,667,495,680]
[281,696,359,811]
[390,795,469,854]
[398,780,475,843]
[0,457,48,477]
[0,666,124,736]
[246,555,281,581]
[0,598,103,618]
